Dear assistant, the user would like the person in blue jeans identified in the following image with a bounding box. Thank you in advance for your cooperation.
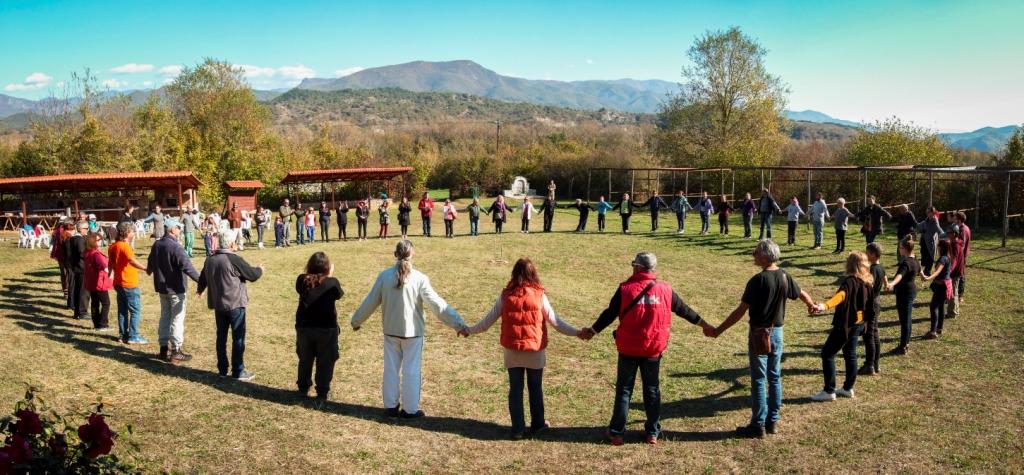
[197,229,264,381]
[696,191,714,235]
[711,239,815,438]
[757,189,781,240]
[810,251,875,402]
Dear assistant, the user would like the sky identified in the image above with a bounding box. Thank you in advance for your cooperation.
[1,0,1022,132]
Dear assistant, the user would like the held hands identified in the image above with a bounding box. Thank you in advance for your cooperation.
[577,327,596,341]
[457,328,470,338]
[700,321,718,338]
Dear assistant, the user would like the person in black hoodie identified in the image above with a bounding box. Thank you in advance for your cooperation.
[809,251,874,402]
[336,201,350,241]
[569,199,593,232]
[295,252,344,399]
[66,221,90,319]
[540,196,557,233]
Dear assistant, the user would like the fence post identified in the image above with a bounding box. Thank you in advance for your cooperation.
[731,170,736,204]
[1003,172,1011,248]
[806,170,812,230]
[928,171,934,208]
[586,170,592,203]
[861,169,867,211]
[685,172,689,197]
[630,170,635,198]
[974,173,981,230]
[607,169,612,200]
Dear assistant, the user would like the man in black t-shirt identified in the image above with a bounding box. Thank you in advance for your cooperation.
[709,239,815,439]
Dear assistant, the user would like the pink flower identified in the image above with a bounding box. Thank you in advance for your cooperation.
[13,409,43,436]
[77,413,114,459]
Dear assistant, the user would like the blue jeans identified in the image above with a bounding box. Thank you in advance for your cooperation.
[822,323,864,393]
[296,222,306,244]
[700,212,710,233]
[115,286,142,342]
[469,218,479,236]
[306,226,315,242]
[749,326,784,426]
[609,354,661,437]
[812,221,824,247]
[759,213,774,239]
[215,307,247,377]
[742,213,753,237]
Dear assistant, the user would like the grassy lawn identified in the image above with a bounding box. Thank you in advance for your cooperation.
[1,204,1022,473]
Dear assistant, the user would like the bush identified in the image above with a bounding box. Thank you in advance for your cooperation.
[0,386,139,474]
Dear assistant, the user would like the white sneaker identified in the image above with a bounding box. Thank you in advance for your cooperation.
[810,390,836,402]
[835,388,856,399]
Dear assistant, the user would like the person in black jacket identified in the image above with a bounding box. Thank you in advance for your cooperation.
[857,196,892,244]
[318,202,332,242]
[540,196,557,233]
[613,193,635,234]
[757,189,781,240]
[569,199,593,232]
[295,252,344,399]
[639,193,669,232]
[66,221,90,319]
[336,201,350,241]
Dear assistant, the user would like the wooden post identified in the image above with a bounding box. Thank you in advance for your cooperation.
[806,170,812,230]
[700,171,704,193]
[928,171,934,208]
[586,169,592,202]
[760,169,764,191]
[630,170,635,197]
[720,169,725,197]
[607,169,611,200]
[331,183,336,209]
[912,170,918,215]
[1002,172,1011,248]
[731,170,736,203]
[974,173,981,230]
[672,170,676,193]
[20,192,27,226]
[768,169,772,193]
[177,180,183,215]
[861,170,868,211]
[685,172,689,196]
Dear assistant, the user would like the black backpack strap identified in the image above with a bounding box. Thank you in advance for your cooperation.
[620,280,657,318]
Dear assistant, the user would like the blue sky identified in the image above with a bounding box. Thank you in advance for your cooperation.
[1,0,1021,131]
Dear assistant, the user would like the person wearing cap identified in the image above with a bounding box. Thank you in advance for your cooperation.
[578,252,715,445]
[279,199,294,246]
[708,239,816,438]
[147,217,201,365]
[197,228,264,381]
[86,214,99,233]
[65,221,91,319]
[143,205,166,240]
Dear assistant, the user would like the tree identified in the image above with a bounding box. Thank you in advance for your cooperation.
[844,117,953,166]
[655,26,789,167]
[133,95,184,171]
[996,126,1024,168]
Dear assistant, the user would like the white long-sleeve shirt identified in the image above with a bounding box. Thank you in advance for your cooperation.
[350,264,467,337]
[520,202,539,221]
[468,294,578,336]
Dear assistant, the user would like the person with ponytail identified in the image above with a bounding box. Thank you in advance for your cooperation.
[465,258,583,439]
[921,238,952,339]
[294,252,344,400]
[809,251,874,402]
[350,240,469,418]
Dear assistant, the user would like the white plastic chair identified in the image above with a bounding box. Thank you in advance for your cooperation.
[18,229,33,248]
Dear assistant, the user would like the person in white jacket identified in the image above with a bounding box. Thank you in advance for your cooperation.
[350,240,469,418]
[519,197,539,233]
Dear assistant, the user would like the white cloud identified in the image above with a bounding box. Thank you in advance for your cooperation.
[142,80,153,87]
[334,66,365,77]
[4,72,52,91]
[111,63,154,74]
[585,58,594,65]
[236,64,317,89]
[158,65,183,77]
[162,78,175,85]
[102,79,128,89]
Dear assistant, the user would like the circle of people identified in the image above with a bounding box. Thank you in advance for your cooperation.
[43,187,970,444]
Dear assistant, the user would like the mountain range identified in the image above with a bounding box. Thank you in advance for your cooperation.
[1,59,1018,152]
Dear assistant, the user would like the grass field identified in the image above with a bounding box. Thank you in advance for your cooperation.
[2,205,1023,474]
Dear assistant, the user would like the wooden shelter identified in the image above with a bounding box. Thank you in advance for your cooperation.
[0,171,202,228]
[224,180,264,212]
[279,166,413,207]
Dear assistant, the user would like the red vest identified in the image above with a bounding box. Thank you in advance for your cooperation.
[615,272,673,358]
[500,285,548,352]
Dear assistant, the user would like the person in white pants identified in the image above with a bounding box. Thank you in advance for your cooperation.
[350,239,469,418]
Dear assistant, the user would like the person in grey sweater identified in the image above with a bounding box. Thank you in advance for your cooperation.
[197,228,264,381]
[831,198,854,254]
[809,193,830,250]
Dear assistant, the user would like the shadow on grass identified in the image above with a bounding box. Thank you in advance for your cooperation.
[3,275,737,443]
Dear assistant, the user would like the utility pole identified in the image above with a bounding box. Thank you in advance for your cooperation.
[493,120,502,158]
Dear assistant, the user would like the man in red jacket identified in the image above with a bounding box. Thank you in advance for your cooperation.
[580,252,716,445]
[417,192,434,237]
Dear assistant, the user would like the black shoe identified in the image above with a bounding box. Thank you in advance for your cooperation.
[765,420,778,435]
[893,346,909,355]
[384,406,401,418]
[169,350,192,365]
[858,365,877,376]
[529,421,551,435]
[399,409,425,419]
[736,423,765,439]
[159,345,170,361]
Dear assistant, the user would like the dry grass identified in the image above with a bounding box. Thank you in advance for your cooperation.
[1,208,1023,474]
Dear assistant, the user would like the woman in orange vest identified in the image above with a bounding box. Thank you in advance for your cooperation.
[466,257,583,440]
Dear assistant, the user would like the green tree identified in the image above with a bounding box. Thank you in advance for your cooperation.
[844,117,953,166]
[165,58,277,204]
[655,26,789,167]
[133,95,184,171]
[996,126,1024,167]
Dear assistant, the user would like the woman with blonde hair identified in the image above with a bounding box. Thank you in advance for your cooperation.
[350,240,469,418]
[466,257,582,439]
[810,251,874,402]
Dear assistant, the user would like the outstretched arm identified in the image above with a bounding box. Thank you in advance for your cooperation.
[714,302,749,337]
[467,296,502,335]
[350,273,384,330]
[421,277,468,331]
